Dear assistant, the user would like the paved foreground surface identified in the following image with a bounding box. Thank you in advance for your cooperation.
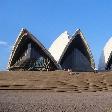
[0,91,112,112]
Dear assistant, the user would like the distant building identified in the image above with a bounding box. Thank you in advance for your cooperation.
[8,28,95,71]
[8,28,61,71]
[99,37,112,70]
[49,29,95,72]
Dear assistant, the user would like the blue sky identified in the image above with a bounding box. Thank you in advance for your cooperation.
[0,0,112,70]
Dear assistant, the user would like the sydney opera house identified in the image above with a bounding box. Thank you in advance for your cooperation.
[8,28,95,72]
[99,37,112,70]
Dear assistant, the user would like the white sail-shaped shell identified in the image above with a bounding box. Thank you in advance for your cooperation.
[58,29,95,71]
[8,28,61,70]
[49,31,70,62]
[99,37,112,70]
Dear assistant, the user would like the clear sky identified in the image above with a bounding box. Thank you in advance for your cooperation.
[0,0,112,70]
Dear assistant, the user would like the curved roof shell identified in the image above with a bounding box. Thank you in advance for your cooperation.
[98,37,112,70]
[8,28,61,70]
[58,29,95,71]
[49,31,70,62]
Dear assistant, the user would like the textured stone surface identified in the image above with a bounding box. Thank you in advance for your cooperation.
[0,71,112,92]
[0,91,112,112]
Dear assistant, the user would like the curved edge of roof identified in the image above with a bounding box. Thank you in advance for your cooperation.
[8,28,61,70]
[48,31,70,62]
[105,51,112,69]
[98,37,112,70]
[58,29,95,69]
[8,28,25,68]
